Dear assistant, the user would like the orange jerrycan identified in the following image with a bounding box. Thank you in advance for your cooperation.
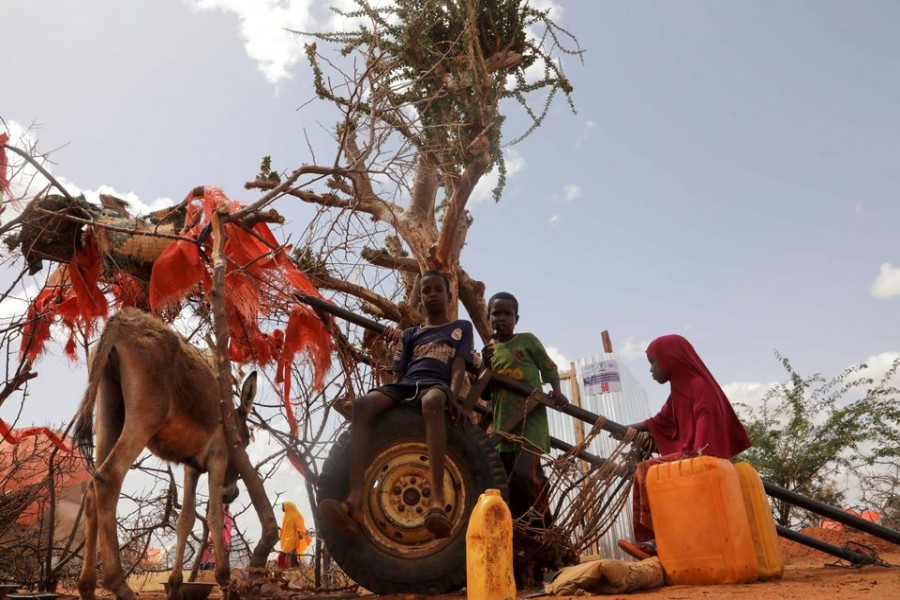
[735,462,784,580]
[466,488,516,600]
[647,456,758,585]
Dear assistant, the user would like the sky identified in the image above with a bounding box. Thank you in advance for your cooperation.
[2,0,899,548]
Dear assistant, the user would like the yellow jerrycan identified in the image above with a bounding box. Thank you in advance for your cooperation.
[735,462,784,580]
[466,488,516,600]
[647,456,759,585]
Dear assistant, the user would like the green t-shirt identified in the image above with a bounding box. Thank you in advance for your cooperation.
[490,333,560,453]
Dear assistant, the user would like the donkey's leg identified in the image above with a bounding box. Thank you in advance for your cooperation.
[204,444,230,588]
[78,374,125,600]
[94,450,151,600]
[168,465,200,600]
[93,417,158,600]
[76,483,98,600]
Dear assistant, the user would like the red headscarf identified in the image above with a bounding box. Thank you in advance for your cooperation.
[645,335,751,459]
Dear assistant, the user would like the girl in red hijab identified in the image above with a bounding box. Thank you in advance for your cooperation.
[620,334,751,557]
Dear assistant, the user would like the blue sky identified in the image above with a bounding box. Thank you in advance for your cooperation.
[2,0,899,538]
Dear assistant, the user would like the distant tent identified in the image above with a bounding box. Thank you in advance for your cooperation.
[820,508,880,531]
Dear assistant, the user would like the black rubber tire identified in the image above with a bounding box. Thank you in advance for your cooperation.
[315,406,508,595]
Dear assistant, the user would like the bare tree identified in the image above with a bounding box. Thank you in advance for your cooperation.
[247,0,581,340]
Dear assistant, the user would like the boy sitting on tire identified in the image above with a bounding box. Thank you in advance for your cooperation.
[319,270,474,539]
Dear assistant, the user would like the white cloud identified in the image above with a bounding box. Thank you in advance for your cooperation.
[722,380,776,416]
[187,0,315,87]
[575,120,595,148]
[470,148,526,203]
[617,337,649,362]
[56,177,174,216]
[546,346,569,370]
[870,263,900,299]
[548,214,564,229]
[856,351,900,384]
[563,183,582,201]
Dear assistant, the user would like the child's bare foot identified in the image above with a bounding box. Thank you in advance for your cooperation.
[424,506,452,538]
[618,538,652,560]
[319,499,361,537]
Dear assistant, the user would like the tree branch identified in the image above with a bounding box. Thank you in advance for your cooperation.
[360,247,418,272]
[435,152,490,266]
[457,267,489,342]
[309,272,402,323]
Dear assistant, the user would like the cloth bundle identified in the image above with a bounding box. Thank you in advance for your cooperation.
[545,556,665,595]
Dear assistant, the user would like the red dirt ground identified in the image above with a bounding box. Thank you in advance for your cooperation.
[335,528,900,599]
[76,527,900,599]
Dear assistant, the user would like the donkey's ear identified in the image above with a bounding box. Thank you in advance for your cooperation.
[238,371,258,417]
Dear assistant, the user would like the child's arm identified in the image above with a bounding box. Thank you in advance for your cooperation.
[386,327,410,384]
[529,333,568,408]
[546,376,569,408]
[447,355,466,421]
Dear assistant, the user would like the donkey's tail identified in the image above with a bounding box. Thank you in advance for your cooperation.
[72,316,121,469]
[72,386,97,469]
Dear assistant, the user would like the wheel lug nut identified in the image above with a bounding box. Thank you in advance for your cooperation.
[422,488,431,497]
[416,507,423,514]
[392,486,402,495]
[410,477,416,484]
[398,504,405,512]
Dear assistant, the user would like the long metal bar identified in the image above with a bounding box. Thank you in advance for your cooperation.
[775,525,885,565]
[294,293,900,549]
[765,481,900,546]
[297,293,629,436]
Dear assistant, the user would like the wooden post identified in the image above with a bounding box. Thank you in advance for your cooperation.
[601,330,613,353]
[210,210,280,574]
[567,362,586,448]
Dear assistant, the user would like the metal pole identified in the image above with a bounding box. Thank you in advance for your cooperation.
[295,292,629,437]
[765,481,900,546]
[775,525,885,566]
[294,293,900,549]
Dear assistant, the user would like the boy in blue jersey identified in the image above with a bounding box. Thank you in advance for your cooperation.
[320,270,474,539]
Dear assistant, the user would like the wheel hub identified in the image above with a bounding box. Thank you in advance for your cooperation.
[363,443,465,554]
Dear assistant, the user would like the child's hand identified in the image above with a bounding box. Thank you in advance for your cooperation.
[481,343,494,368]
[548,390,568,409]
[447,395,466,422]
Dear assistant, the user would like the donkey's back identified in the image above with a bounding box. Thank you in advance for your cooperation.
[73,307,223,468]
[74,308,257,600]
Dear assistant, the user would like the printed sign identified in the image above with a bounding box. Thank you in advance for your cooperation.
[582,360,622,395]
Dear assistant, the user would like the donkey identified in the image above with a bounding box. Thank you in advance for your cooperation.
[73,308,257,600]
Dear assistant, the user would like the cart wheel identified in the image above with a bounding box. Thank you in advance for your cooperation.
[315,405,507,595]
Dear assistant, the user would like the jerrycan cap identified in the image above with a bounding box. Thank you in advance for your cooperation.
[485,488,501,496]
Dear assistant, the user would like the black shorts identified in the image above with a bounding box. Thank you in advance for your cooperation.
[372,382,452,406]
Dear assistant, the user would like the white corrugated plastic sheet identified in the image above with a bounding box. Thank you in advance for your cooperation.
[546,354,650,560]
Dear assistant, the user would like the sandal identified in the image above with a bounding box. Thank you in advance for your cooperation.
[318,499,360,538]
[424,507,453,539]
[617,538,652,560]
[638,540,658,556]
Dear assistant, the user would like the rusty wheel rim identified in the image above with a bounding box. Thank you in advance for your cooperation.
[363,441,466,556]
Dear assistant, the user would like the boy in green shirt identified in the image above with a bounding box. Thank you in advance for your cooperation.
[482,291,568,527]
